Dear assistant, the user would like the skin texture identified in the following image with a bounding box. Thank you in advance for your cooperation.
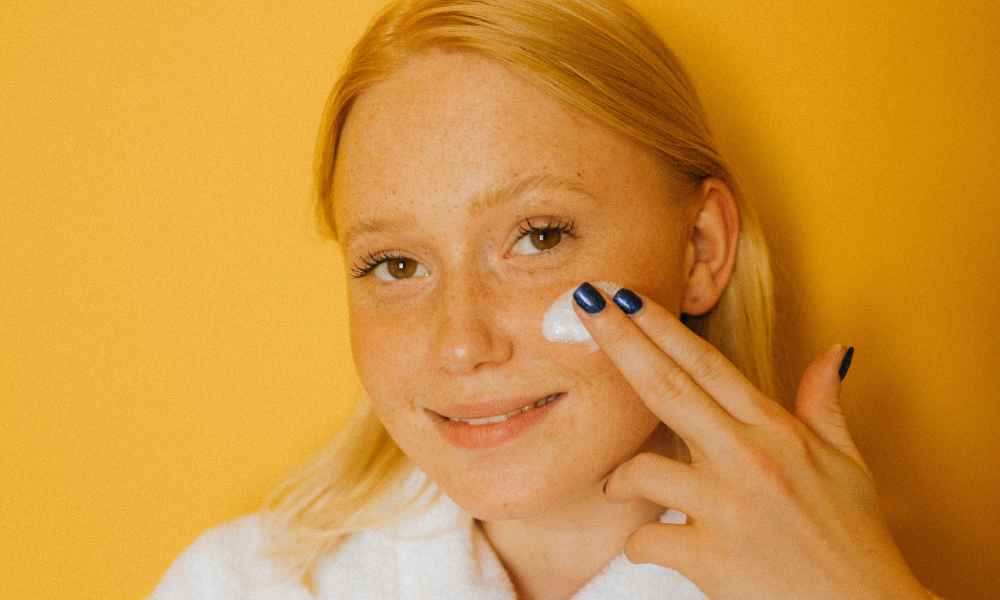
[329,47,927,599]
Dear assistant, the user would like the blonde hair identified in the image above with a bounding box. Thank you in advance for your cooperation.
[261,0,780,586]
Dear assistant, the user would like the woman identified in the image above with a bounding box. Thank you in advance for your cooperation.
[149,0,945,598]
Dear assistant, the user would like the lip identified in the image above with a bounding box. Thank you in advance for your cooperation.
[428,392,566,450]
[430,393,563,419]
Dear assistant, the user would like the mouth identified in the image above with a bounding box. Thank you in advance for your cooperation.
[427,392,568,450]
[425,392,566,424]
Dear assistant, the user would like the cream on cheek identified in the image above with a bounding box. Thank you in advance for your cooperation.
[541,280,623,353]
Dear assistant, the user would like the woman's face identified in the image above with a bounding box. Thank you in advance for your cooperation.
[333,48,698,520]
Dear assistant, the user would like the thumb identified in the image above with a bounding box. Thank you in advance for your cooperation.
[793,345,871,477]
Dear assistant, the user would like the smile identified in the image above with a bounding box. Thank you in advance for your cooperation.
[428,392,567,450]
[445,393,562,425]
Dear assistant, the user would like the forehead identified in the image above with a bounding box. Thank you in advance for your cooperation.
[332,48,669,239]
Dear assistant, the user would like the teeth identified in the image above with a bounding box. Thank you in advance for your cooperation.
[449,394,560,425]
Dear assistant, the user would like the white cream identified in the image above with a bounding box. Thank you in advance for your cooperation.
[542,280,623,352]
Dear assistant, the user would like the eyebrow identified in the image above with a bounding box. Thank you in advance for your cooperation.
[342,171,597,248]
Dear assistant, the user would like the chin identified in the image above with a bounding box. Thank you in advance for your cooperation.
[456,494,551,522]
[435,470,573,522]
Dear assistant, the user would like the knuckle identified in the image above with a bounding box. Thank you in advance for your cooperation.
[627,451,663,478]
[624,523,661,564]
[755,390,788,417]
[688,341,725,383]
[741,441,779,474]
[648,366,688,401]
[739,441,798,499]
[772,418,815,462]
[765,412,800,440]
[738,439,781,476]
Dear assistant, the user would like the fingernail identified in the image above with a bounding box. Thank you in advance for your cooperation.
[838,346,855,381]
[573,282,605,314]
[612,287,643,315]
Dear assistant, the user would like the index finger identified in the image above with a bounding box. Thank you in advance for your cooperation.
[572,281,744,456]
[615,286,775,426]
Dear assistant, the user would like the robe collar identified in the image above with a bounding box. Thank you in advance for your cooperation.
[362,465,708,600]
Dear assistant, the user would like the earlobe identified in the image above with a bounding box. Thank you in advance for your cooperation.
[681,263,710,314]
[679,178,741,316]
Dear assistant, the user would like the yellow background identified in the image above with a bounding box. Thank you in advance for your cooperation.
[2,2,997,598]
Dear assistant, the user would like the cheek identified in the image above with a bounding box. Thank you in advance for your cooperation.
[347,303,424,411]
[537,280,663,431]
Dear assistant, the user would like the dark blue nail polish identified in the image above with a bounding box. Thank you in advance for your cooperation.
[573,282,605,314]
[612,288,643,315]
[838,346,854,381]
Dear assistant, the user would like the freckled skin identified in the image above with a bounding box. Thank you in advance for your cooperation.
[331,47,725,595]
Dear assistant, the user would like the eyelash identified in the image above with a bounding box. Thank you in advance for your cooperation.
[349,217,578,279]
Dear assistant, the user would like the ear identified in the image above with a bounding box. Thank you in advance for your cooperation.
[680,177,741,316]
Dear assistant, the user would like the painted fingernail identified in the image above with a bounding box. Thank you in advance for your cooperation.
[573,282,605,314]
[838,346,855,381]
[612,288,643,315]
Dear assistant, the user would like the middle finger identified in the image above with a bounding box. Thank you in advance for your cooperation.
[572,282,744,458]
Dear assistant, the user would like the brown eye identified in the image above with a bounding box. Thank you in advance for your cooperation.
[387,257,417,279]
[529,228,561,251]
[511,219,577,257]
[350,252,429,281]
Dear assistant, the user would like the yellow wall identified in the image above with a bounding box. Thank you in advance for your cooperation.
[2,2,997,598]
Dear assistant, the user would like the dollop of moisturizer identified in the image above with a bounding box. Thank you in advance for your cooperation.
[542,280,623,352]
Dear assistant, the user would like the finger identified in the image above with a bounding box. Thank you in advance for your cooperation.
[610,285,776,426]
[793,344,872,478]
[624,520,704,572]
[604,451,703,516]
[572,281,743,457]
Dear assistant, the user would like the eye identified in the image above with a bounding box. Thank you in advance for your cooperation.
[350,251,429,281]
[511,217,578,256]
[350,217,578,281]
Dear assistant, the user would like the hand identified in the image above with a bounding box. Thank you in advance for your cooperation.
[571,282,929,600]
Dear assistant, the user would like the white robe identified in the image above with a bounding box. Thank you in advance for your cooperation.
[148,466,708,599]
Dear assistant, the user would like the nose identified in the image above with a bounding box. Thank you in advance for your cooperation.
[433,275,512,375]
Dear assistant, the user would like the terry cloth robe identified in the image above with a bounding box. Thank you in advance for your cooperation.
[148,465,708,599]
